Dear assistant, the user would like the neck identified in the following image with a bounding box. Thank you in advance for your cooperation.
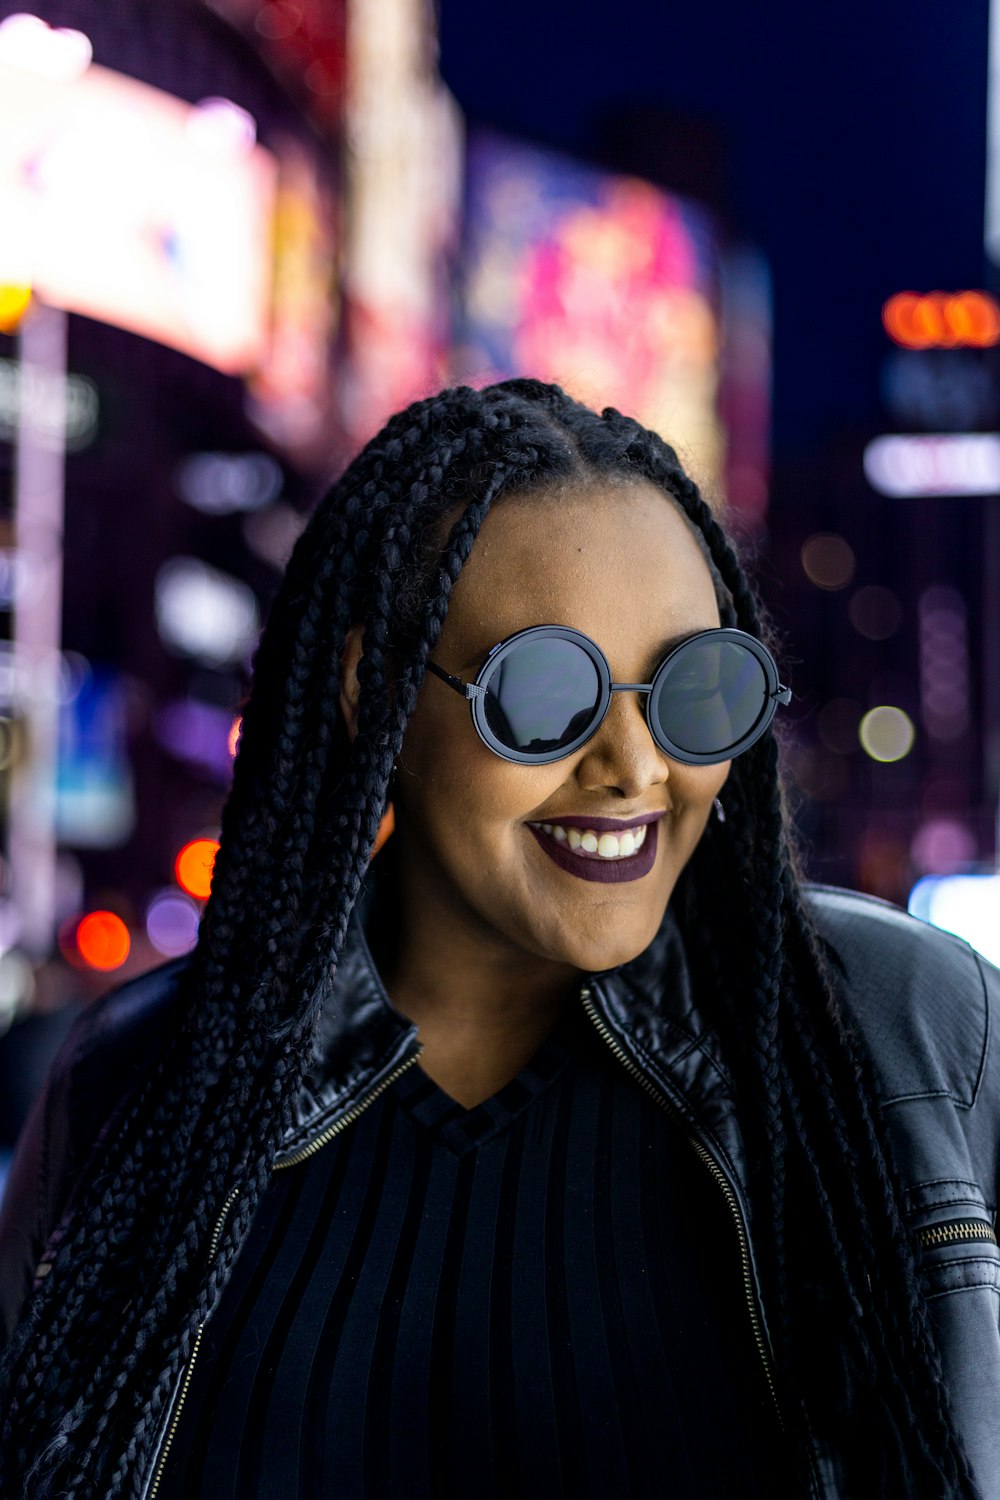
[363,839,582,1106]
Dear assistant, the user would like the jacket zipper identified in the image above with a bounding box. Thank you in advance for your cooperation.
[914,1217,998,1249]
[146,1185,240,1500]
[143,1052,420,1497]
[579,984,785,1431]
[273,1052,422,1170]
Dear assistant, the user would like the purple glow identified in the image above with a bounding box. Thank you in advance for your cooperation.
[145,891,200,957]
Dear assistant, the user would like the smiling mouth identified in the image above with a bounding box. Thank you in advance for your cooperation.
[525,819,660,884]
[526,820,650,861]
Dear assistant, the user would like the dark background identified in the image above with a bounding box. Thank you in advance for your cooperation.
[439,0,991,453]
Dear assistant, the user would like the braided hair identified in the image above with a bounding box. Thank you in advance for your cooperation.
[0,379,979,1497]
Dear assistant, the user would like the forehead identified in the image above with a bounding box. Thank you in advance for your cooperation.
[442,479,722,670]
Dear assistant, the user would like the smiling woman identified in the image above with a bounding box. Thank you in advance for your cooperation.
[1,380,998,1500]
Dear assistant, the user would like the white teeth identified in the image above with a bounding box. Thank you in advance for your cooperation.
[531,821,650,859]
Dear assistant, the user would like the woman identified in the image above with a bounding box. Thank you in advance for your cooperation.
[1,378,998,1499]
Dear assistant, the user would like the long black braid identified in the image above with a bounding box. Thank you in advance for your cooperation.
[0,379,979,1497]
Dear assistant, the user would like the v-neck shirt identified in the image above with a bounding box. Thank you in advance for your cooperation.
[156,998,791,1498]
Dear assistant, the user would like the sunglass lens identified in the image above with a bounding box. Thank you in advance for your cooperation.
[655,638,768,756]
[484,637,602,754]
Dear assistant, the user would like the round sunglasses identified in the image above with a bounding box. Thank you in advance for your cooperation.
[426,624,791,766]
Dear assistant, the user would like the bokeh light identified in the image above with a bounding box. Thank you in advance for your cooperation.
[919,585,969,742]
[155,558,259,668]
[801,533,856,591]
[0,282,31,332]
[187,97,258,159]
[76,911,131,970]
[255,3,302,42]
[0,14,93,81]
[228,714,243,757]
[909,875,1000,967]
[882,290,1000,349]
[0,716,20,772]
[864,433,1000,498]
[858,706,915,763]
[175,837,220,900]
[848,585,902,641]
[146,890,201,956]
[910,818,977,876]
[0,949,35,1029]
[372,803,395,857]
[175,451,282,515]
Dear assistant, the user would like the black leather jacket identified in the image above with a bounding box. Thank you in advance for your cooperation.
[2,881,999,1498]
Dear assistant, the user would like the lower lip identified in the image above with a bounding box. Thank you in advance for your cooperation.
[525,820,659,884]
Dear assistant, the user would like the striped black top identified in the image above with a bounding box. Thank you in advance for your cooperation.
[158,999,791,1498]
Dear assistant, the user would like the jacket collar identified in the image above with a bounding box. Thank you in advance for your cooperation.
[278,853,749,1204]
[279,865,419,1160]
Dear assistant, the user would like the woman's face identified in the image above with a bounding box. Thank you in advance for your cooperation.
[343,479,730,977]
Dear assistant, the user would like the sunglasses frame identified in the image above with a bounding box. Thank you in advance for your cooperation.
[426,623,791,766]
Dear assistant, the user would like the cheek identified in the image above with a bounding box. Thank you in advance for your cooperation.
[668,762,731,849]
[396,710,554,832]
[677,760,730,808]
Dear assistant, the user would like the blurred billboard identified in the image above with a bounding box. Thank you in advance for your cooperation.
[0,56,278,375]
[455,130,735,504]
[338,0,461,449]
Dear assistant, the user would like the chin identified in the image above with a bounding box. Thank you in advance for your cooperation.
[559,917,662,976]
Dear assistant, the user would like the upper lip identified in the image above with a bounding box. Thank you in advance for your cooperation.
[526,811,667,833]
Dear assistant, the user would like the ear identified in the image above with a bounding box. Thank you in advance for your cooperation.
[339,623,364,744]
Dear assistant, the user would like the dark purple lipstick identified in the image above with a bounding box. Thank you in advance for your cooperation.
[525,816,660,884]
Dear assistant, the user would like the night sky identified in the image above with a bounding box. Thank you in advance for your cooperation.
[438,0,990,456]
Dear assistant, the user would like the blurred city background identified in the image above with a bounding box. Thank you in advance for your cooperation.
[0,0,996,1172]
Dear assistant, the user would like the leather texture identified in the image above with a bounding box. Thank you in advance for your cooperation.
[1,880,998,1499]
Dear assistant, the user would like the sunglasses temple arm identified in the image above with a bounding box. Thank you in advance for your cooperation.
[425,660,487,701]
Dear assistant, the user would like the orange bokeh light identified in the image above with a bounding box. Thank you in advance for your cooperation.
[372,802,395,858]
[175,837,220,900]
[882,291,1000,349]
[228,714,242,757]
[76,910,131,971]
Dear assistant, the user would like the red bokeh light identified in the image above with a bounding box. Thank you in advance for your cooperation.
[75,911,131,971]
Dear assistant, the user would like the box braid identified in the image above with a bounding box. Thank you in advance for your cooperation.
[0,379,977,1498]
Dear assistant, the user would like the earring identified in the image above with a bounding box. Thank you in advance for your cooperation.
[713,797,726,823]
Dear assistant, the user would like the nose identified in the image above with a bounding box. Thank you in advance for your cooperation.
[573,685,670,800]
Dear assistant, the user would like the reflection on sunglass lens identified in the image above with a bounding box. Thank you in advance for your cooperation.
[655,639,767,753]
[484,638,602,753]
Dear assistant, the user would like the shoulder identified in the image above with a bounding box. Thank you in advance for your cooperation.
[802,882,996,1108]
[20,954,196,1204]
[59,954,194,1138]
[0,956,194,1342]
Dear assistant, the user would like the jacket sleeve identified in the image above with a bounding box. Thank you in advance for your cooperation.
[0,1023,78,1348]
[0,956,193,1350]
